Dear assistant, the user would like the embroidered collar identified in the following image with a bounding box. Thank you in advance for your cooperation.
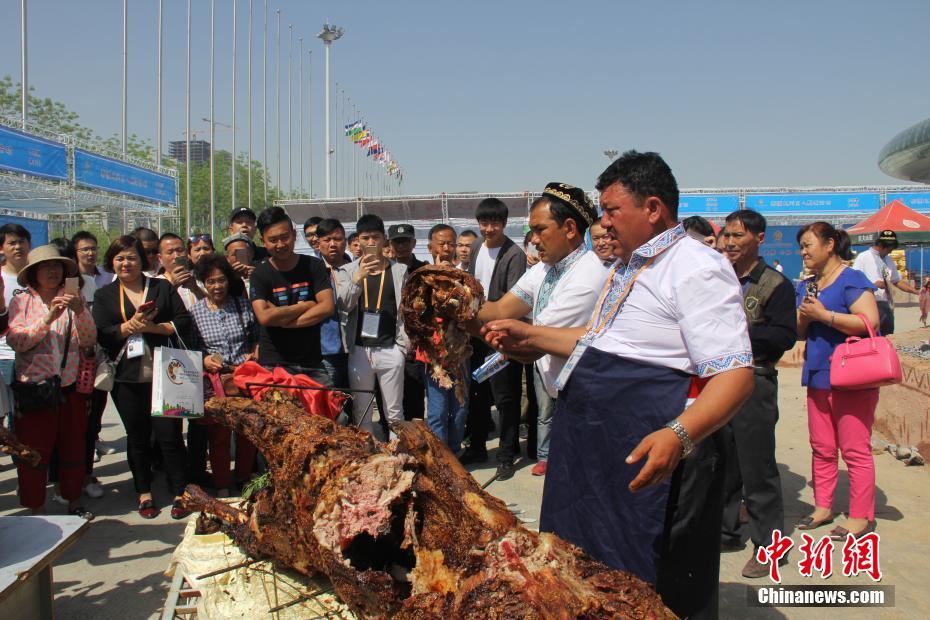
[551,244,587,276]
[628,223,686,261]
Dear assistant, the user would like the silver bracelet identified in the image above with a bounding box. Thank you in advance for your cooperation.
[829,311,836,327]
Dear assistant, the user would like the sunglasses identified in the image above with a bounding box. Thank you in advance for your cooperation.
[188,234,213,244]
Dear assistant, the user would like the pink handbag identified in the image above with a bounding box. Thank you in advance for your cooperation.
[829,313,902,390]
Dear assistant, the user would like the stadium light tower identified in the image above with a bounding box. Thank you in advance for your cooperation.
[604,149,618,161]
[317,23,344,199]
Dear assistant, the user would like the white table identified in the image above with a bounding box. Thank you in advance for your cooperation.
[0,515,90,619]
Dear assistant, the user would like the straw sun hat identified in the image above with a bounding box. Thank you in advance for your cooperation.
[17,245,79,288]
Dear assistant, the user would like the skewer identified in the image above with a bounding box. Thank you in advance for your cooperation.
[195,557,260,580]
[481,471,500,489]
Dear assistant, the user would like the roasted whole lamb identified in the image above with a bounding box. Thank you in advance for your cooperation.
[0,426,41,467]
[180,395,675,619]
[400,264,484,404]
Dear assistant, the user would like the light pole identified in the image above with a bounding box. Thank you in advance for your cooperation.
[185,0,192,238]
[209,0,216,238]
[298,36,303,196]
[275,10,281,191]
[122,0,128,155]
[307,49,313,198]
[231,0,238,222]
[287,24,293,196]
[317,23,344,199]
[262,0,267,206]
[247,0,253,210]
[604,149,618,161]
[155,0,163,164]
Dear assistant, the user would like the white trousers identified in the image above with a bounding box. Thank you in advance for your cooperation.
[349,344,406,435]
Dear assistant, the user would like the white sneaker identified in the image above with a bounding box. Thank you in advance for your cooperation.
[52,493,69,507]
[93,449,101,463]
[84,481,104,499]
[96,441,117,456]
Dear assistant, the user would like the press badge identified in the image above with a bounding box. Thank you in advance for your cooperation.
[361,312,382,339]
[553,340,589,392]
[126,334,145,359]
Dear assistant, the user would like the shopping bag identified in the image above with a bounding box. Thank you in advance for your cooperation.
[151,346,204,418]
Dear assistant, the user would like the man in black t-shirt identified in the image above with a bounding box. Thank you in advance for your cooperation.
[249,207,335,385]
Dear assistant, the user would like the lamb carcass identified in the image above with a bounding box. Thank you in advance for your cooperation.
[400,264,484,404]
[0,426,41,467]
[180,395,674,619]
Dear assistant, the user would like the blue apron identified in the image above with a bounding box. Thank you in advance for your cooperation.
[540,346,690,584]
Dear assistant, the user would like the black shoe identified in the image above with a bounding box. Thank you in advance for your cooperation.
[496,460,516,481]
[459,447,488,465]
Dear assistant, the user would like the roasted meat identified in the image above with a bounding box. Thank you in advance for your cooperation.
[0,426,41,467]
[400,265,484,403]
[180,395,675,619]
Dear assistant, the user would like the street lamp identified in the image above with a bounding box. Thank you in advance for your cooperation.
[604,149,618,161]
[317,23,344,199]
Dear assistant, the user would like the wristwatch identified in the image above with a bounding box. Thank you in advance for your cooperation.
[665,419,694,458]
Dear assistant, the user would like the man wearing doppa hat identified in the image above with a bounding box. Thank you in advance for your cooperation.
[851,229,919,335]
[470,183,609,477]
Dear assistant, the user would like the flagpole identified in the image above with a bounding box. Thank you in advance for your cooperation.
[20,0,27,128]
[247,0,253,210]
[307,49,313,198]
[122,0,127,156]
[287,24,293,196]
[231,0,238,221]
[262,0,267,206]
[275,9,281,192]
[298,36,303,197]
[185,0,192,238]
[155,0,163,164]
[209,0,215,236]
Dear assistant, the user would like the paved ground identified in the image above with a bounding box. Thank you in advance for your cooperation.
[1,303,927,618]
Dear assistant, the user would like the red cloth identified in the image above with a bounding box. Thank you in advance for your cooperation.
[232,361,345,419]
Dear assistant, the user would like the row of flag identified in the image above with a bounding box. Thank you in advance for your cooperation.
[344,120,403,182]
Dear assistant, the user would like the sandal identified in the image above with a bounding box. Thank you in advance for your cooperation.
[829,521,876,540]
[796,514,834,530]
[138,499,158,520]
[68,505,95,521]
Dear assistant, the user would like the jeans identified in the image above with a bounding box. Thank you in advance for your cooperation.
[533,366,556,461]
[0,358,14,429]
[276,363,333,388]
[424,363,469,454]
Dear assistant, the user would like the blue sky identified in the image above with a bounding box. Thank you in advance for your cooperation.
[1,0,928,196]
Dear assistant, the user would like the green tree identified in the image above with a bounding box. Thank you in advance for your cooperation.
[1,75,93,140]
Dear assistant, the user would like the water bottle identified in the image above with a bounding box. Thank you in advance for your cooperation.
[472,352,510,384]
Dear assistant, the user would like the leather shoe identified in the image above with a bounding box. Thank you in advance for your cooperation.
[531,461,547,476]
[496,461,516,482]
[459,447,488,465]
[742,551,789,579]
[170,500,191,520]
[138,499,158,519]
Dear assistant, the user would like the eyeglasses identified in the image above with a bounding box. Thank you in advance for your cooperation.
[76,247,98,254]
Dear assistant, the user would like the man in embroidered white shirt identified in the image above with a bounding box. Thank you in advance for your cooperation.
[470,182,607,477]
[483,151,754,618]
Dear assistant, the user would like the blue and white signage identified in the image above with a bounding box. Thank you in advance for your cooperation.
[74,149,177,204]
[745,193,880,215]
[678,194,740,216]
[0,125,68,180]
[886,192,930,212]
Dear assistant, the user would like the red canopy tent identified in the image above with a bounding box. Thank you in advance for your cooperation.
[847,199,930,245]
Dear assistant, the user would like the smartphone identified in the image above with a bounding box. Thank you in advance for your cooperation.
[234,248,250,265]
[64,277,80,296]
[137,300,156,314]
[805,281,819,299]
[174,257,193,270]
[363,246,379,258]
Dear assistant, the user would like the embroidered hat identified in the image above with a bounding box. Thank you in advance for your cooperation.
[17,244,80,288]
[876,229,898,248]
[542,182,598,227]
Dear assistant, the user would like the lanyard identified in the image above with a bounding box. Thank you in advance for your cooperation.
[582,257,655,342]
[119,278,151,322]
[362,271,386,313]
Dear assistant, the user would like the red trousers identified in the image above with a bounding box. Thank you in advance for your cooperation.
[15,390,87,509]
[191,420,257,489]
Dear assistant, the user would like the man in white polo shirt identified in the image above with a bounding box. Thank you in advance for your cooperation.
[851,229,919,335]
[483,151,754,618]
[472,182,608,477]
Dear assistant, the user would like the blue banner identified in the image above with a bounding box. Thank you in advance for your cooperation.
[0,214,49,247]
[74,149,176,204]
[745,193,880,215]
[886,192,930,212]
[0,125,68,181]
[760,225,804,281]
[678,194,740,216]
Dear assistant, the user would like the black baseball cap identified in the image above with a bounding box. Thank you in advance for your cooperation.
[229,207,257,223]
[877,229,898,248]
[388,224,415,241]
